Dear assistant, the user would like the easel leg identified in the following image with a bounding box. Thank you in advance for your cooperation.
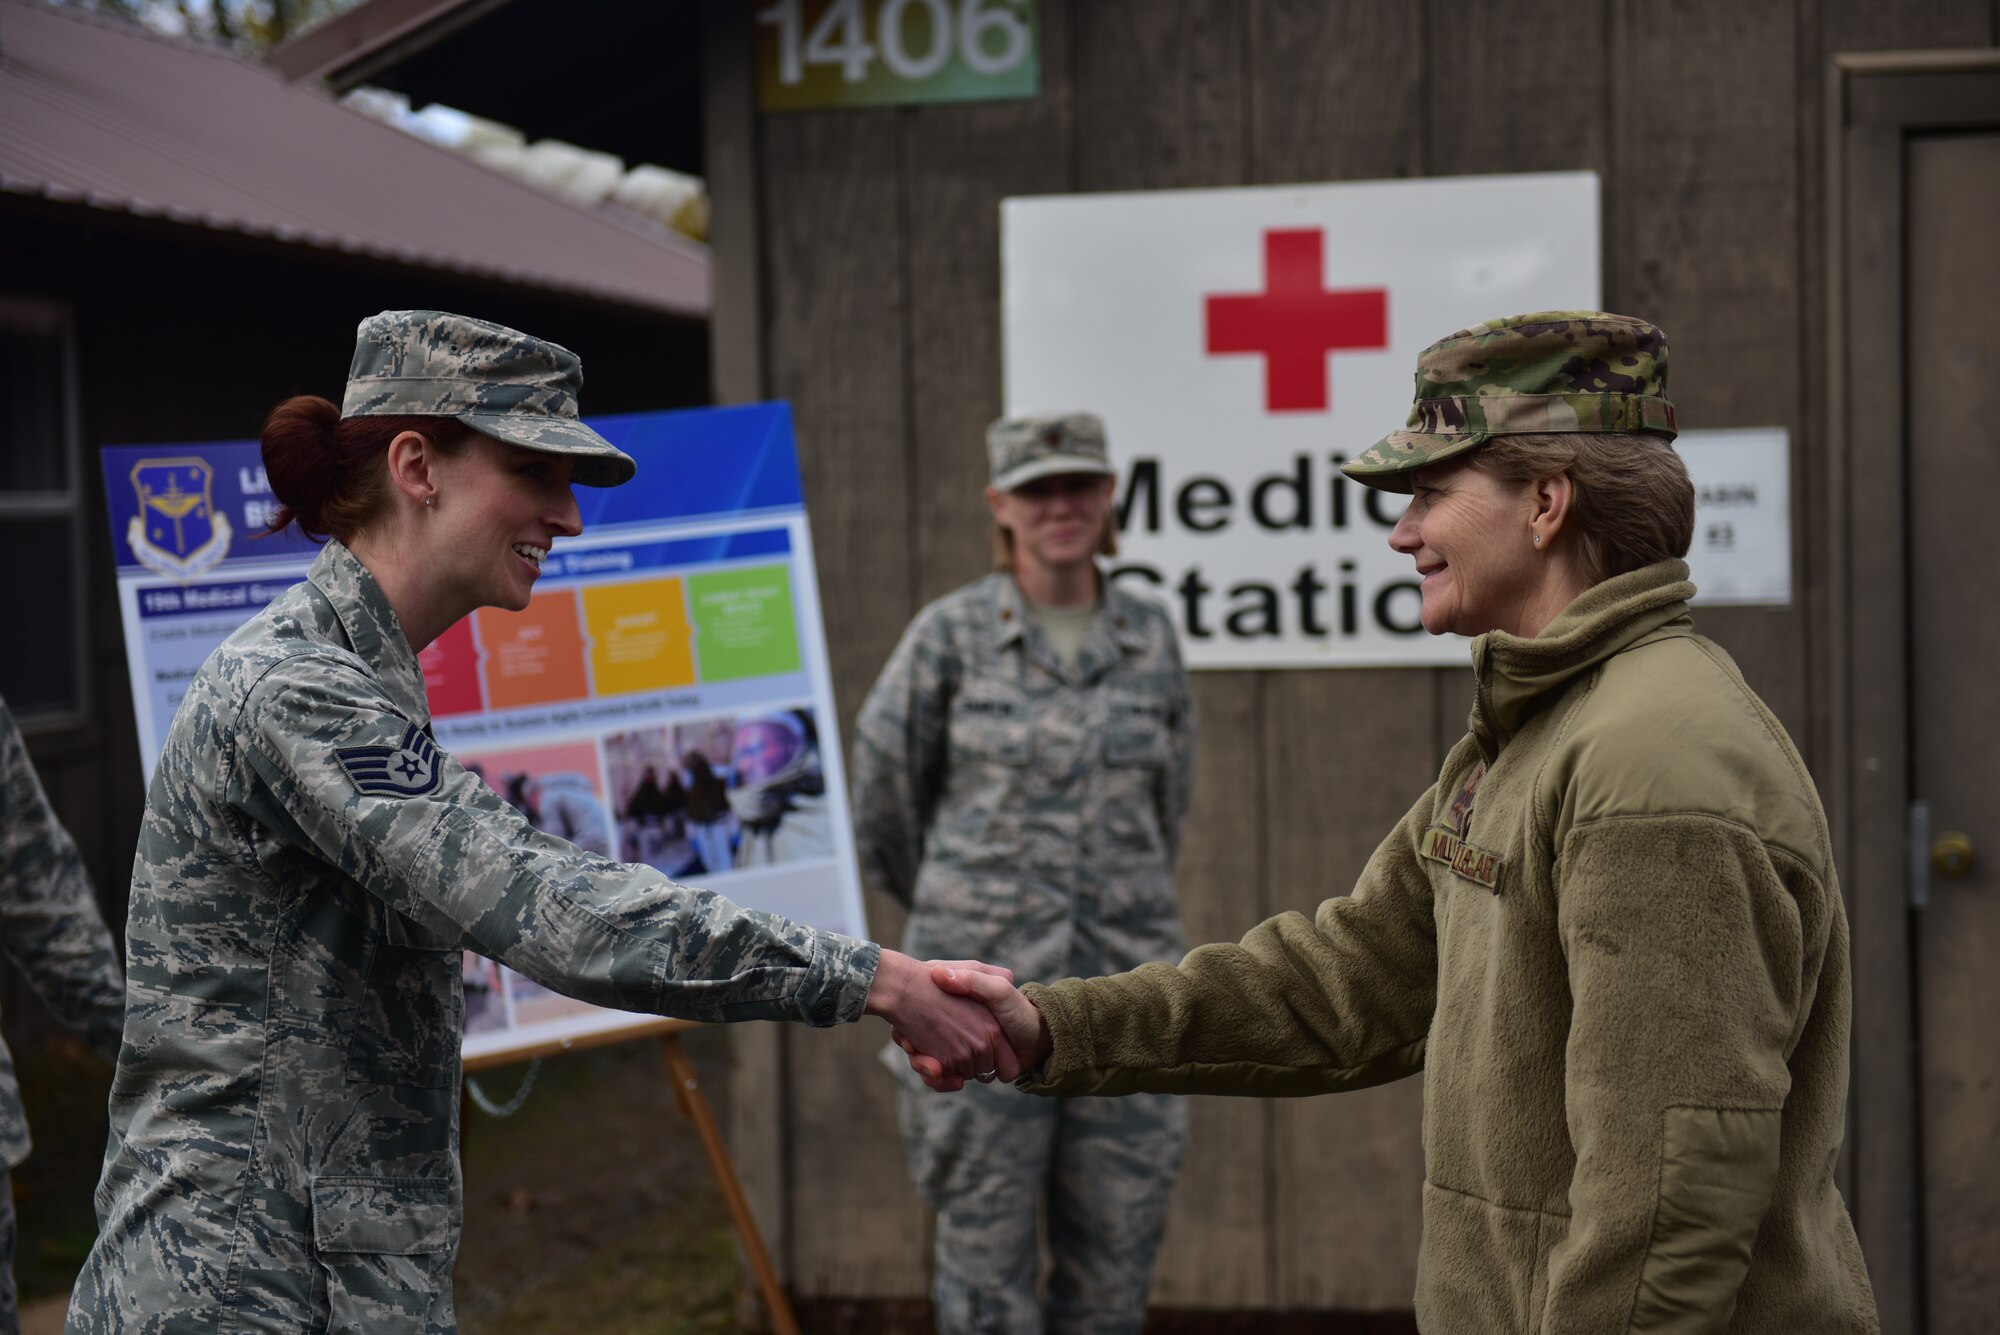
[662,1035,801,1335]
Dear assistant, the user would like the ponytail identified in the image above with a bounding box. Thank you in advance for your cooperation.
[260,397,470,543]
[261,395,346,540]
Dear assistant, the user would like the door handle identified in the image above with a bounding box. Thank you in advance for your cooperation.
[1912,800,1976,907]
[1931,831,1975,879]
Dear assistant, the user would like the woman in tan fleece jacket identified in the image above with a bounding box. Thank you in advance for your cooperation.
[903,312,1878,1334]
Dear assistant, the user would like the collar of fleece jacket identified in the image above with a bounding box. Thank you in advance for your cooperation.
[1468,559,1697,755]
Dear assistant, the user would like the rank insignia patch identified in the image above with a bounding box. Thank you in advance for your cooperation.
[336,724,443,798]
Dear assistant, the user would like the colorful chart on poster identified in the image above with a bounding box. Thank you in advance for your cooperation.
[102,404,864,1063]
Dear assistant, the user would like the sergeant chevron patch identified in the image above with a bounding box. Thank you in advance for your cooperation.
[335,723,443,797]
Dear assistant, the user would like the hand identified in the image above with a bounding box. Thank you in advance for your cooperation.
[883,959,1018,1091]
[899,964,1051,1093]
[865,949,1020,1084]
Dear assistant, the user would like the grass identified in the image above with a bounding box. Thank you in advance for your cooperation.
[454,1028,747,1333]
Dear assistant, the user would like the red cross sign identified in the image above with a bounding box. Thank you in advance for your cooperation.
[1204,229,1389,413]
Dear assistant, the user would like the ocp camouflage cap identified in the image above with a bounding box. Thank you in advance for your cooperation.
[340,310,636,487]
[1342,310,1677,493]
[987,412,1114,491]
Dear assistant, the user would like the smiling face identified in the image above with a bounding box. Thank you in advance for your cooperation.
[425,435,583,617]
[986,471,1114,578]
[1388,458,1546,637]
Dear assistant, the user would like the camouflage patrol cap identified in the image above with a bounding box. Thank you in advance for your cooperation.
[987,412,1114,491]
[340,310,636,487]
[1342,310,1677,493]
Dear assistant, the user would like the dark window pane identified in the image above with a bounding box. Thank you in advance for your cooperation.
[0,518,79,717]
[0,325,69,492]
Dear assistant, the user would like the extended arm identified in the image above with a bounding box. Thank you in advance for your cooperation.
[236,660,1009,1077]
[921,788,1443,1099]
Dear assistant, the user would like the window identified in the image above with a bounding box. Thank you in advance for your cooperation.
[0,298,88,730]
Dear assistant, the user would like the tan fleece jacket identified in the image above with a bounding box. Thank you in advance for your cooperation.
[1022,561,1878,1333]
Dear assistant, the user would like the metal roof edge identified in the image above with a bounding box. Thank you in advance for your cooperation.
[0,182,705,322]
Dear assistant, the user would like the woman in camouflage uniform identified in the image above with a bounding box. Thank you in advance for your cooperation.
[68,311,1017,1335]
[853,413,1195,1335]
[926,314,1879,1334]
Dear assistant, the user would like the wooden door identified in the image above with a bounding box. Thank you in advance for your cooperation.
[1839,55,2000,1335]
[1832,52,2000,1335]
[1905,129,2000,1333]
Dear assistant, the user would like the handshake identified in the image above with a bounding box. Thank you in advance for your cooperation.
[863,949,1052,1092]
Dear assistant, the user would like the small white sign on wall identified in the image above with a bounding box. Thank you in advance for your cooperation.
[1675,427,1792,607]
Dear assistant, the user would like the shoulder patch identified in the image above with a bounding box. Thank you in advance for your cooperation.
[335,723,443,798]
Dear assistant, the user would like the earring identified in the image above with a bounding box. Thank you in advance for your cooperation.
[1532,532,1541,545]
[424,495,435,508]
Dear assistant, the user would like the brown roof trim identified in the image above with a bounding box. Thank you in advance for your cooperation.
[0,189,702,325]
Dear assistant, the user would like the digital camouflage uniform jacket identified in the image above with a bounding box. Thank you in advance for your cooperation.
[852,572,1194,985]
[1023,562,1878,1334]
[71,541,878,1335]
[0,694,127,1169]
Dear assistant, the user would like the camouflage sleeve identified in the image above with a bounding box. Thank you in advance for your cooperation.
[0,697,127,1061]
[235,658,877,1027]
[1157,626,1196,864]
[849,609,954,908]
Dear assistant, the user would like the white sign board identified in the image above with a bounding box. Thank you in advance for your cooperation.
[1676,427,1792,606]
[1003,172,1601,668]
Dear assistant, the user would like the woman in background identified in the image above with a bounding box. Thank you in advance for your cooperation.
[853,412,1195,1335]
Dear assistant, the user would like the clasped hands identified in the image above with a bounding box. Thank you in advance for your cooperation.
[863,949,1051,1092]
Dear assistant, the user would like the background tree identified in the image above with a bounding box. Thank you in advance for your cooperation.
[56,0,360,53]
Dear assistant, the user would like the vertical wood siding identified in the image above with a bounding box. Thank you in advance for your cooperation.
[709,0,2000,1311]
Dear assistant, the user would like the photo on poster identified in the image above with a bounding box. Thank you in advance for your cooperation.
[604,705,834,883]
[503,965,601,1031]
[458,739,616,860]
[455,738,622,1037]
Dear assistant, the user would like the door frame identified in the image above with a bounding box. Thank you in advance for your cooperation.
[1827,49,2000,1335]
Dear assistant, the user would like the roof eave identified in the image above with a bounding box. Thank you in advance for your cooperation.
[0,185,706,323]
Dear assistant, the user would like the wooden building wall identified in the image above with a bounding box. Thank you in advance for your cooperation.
[701,0,2000,1319]
[704,0,2000,1311]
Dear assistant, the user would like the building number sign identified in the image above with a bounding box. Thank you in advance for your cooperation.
[755,0,1038,110]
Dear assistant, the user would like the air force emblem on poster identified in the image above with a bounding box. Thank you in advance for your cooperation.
[336,723,444,798]
[129,458,233,581]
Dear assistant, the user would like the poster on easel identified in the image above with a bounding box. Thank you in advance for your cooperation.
[103,402,864,1063]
